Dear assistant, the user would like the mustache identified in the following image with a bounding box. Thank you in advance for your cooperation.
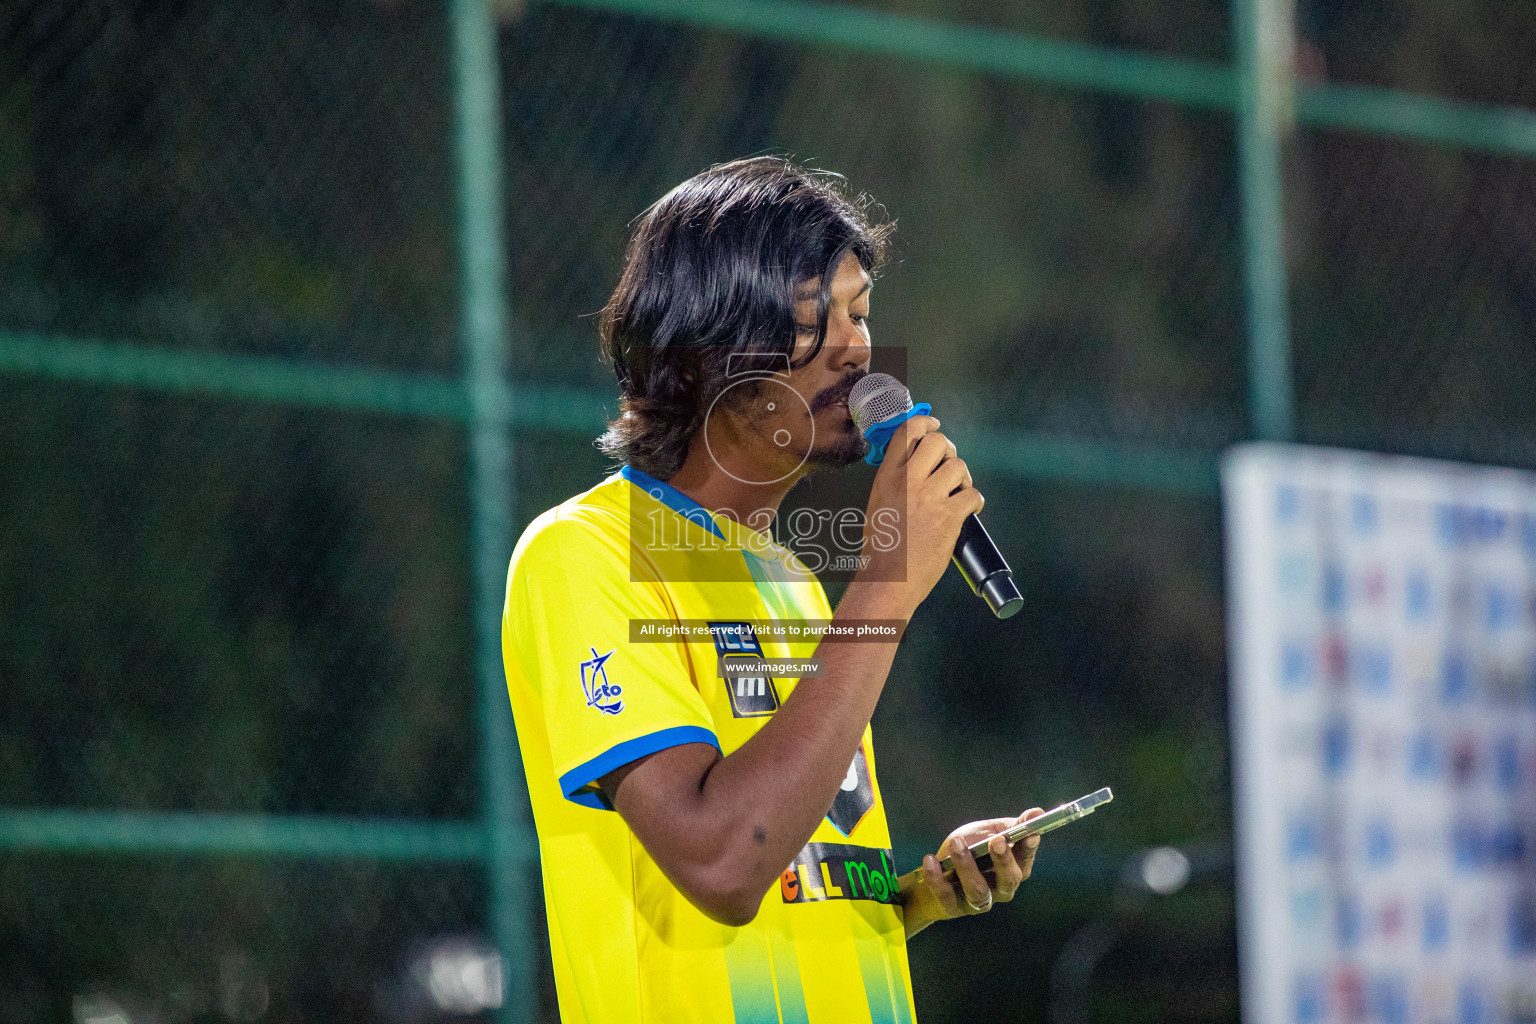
[810,371,867,414]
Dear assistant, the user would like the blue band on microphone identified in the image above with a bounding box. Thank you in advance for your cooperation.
[862,402,931,466]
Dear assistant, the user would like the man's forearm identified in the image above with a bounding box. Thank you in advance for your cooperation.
[693,579,915,891]
[608,576,919,923]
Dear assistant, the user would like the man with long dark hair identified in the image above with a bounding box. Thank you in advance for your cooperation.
[502,157,1041,1022]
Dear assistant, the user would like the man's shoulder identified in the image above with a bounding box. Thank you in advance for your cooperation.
[509,472,637,578]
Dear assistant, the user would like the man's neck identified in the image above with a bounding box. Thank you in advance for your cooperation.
[661,440,805,528]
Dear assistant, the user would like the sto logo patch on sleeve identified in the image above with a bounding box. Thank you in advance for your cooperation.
[579,647,623,715]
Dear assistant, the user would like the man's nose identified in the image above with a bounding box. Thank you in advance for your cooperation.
[830,322,871,369]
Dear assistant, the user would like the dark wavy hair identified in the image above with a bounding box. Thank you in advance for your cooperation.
[597,156,893,480]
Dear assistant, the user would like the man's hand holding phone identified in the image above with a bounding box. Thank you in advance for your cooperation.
[897,808,1045,940]
[896,789,1114,939]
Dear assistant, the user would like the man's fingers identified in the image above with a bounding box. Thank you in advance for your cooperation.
[988,834,1026,902]
[1012,807,1045,837]
[1014,832,1040,881]
[906,430,957,482]
[929,456,971,498]
[948,837,992,914]
[923,854,958,918]
[1012,807,1044,881]
[957,817,1015,839]
[886,415,941,467]
[926,812,1046,921]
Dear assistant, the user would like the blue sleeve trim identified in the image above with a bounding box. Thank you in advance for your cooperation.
[558,725,721,810]
[566,790,613,811]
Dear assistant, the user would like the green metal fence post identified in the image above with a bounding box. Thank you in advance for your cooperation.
[449,0,533,1020]
[1233,0,1297,441]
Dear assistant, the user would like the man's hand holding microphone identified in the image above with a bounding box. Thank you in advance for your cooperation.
[839,375,1039,938]
[857,410,984,614]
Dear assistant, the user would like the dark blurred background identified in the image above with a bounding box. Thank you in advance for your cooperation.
[2,0,1533,1021]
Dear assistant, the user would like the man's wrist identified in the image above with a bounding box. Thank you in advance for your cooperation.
[897,868,939,938]
[839,577,920,623]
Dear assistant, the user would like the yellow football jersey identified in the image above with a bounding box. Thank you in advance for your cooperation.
[501,466,917,1024]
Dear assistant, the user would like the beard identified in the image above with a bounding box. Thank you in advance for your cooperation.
[711,370,870,482]
[803,419,870,470]
[801,369,869,471]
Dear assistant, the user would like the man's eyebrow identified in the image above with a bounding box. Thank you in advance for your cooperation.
[794,280,872,302]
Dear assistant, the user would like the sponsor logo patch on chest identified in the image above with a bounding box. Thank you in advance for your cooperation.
[827,744,875,835]
[707,621,779,717]
[779,842,900,906]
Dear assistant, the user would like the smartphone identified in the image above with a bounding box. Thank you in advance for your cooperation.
[936,787,1113,874]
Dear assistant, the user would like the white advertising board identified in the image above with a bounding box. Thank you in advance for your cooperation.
[1224,444,1536,1024]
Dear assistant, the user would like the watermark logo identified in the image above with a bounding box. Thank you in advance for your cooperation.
[579,647,623,716]
[625,347,912,584]
[703,353,812,486]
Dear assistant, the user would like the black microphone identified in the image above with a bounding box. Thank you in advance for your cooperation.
[848,373,1025,620]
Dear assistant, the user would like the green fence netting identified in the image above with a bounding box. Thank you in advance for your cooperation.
[501,6,1248,449]
[1292,130,1536,463]
[0,1,459,372]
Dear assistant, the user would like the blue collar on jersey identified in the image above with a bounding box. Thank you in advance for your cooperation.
[620,465,726,540]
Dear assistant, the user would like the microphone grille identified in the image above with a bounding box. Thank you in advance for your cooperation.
[848,372,914,433]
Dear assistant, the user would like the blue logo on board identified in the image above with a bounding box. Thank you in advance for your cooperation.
[1365,817,1396,868]
[1323,720,1352,775]
[1355,645,1392,694]
[1321,563,1346,612]
[1351,494,1378,534]
[1459,980,1490,1024]
[1275,485,1301,525]
[1408,731,1441,780]
[1486,584,1520,631]
[1441,651,1473,705]
[1287,817,1322,861]
[1336,892,1361,948]
[1293,973,1325,1023]
[1509,894,1536,954]
[580,647,624,716]
[1495,736,1521,790]
[1281,639,1313,689]
[1437,505,1508,546]
[1405,571,1432,621]
[1366,975,1407,1024]
[1423,895,1449,951]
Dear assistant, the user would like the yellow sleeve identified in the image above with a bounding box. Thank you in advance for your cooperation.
[505,515,718,810]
